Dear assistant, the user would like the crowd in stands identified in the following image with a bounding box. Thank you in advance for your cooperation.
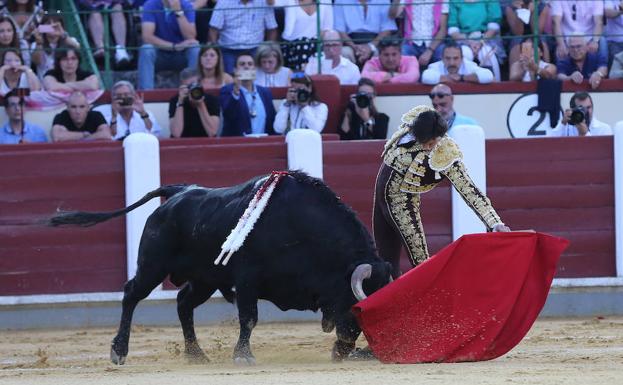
[1,0,623,144]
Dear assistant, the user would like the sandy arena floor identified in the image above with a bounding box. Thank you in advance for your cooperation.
[1,317,622,385]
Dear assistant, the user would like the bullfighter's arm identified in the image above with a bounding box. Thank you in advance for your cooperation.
[442,161,503,230]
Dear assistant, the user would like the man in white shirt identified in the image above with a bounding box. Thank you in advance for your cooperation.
[547,91,612,136]
[421,41,494,85]
[94,80,161,140]
[304,29,361,85]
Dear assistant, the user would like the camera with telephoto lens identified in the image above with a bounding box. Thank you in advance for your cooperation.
[296,88,311,104]
[118,96,134,106]
[188,83,204,101]
[569,106,586,125]
[355,92,371,109]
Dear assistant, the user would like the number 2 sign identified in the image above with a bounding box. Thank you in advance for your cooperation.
[506,94,562,138]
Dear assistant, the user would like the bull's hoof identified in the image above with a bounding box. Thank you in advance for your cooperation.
[233,356,256,366]
[331,340,355,362]
[184,343,210,364]
[110,347,127,365]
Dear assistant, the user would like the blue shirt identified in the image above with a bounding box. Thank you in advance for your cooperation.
[239,85,267,134]
[333,0,397,34]
[0,121,48,144]
[451,112,479,129]
[142,0,195,44]
[556,51,607,77]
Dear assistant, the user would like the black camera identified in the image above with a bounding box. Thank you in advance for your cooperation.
[188,83,204,101]
[296,89,311,104]
[14,87,30,98]
[117,96,134,106]
[355,92,371,109]
[569,106,586,125]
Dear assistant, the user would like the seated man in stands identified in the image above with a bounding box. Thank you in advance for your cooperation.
[169,68,220,137]
[0,89,47,144]
[547,91,612,137]
[304,29,361,85]
[208,0,278,74]
[556,33,608,90]
[219,53,276,137]
[94,80,162,140]
[361,37,419,84]
[421,42,494,84]
[138,0,200,90]
[429,83,479,131]
[333,0,397,67]
[51,91,111,142]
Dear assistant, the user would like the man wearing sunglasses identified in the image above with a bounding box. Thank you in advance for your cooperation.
[551,0,606,61]
[428,83,478,130]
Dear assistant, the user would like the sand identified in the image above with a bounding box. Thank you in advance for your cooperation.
[1,317,622,385]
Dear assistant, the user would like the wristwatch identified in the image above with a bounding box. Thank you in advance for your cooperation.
[175,10,184,18]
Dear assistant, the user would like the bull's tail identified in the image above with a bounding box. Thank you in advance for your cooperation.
[48,184,188,227]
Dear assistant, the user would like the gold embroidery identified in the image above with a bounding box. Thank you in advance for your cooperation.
[444,162,502,229]
[429,136,463,172]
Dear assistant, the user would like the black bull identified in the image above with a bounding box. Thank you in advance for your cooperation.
[49,171,392,364]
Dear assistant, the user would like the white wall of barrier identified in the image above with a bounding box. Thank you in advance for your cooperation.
[2,129,623,306]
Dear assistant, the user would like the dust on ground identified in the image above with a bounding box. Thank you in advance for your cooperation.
[1,317,622,385]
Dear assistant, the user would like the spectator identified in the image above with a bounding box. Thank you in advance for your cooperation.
[138,0,200,90]
[0,49,40,96]
[556,33,608,90]
[208,0,278,74]
[94,80,161,140]
[509,38,557,82]
[169,68,220,137]
[389,0,448,68]
[192,0,214,45]
[361,37,419,84]
[197,44,233,90]
[421,42,494,85]
[303,29,360,85]
[0,15,30,67]
[610,50,623,78]
[31,13,81,80]
[274,72,327,134]
[279,0,333,71]
[447,0,505,81]
[428,83,478,130]
[51,91,111,142]
[6,0,42,40]
[333,0,397,67]
[76,1,130,66]
[551,0,606,60]
[547,91,612,136]
[42,46,100,92]
[338,77,388,140]
[254,42,292,87]
[504,0,553,78]
[604,1,623,63]
[220,52,276,136]
[0,88,47,144]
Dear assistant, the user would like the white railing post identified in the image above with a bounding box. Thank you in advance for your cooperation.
[449,125,487,240]
[285,129,323,179]
[614,121,623,277]
[122,133,161,281]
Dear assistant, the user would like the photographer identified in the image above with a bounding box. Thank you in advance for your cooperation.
[169,68,221,137]
[94,81,161,140]
[273,73,327,134]
[339,77,389,140]
[547,91,612,137]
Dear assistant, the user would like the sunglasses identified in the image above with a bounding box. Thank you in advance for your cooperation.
[429,92,450,99]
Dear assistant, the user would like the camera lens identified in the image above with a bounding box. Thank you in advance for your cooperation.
[569,107,585,125]
[188,83,204,101]
[355,92,371,109]
[296,89,310,103]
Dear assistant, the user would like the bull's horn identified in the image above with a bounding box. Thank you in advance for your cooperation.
[350,264,372,301]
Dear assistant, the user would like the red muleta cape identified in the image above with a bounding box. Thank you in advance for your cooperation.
[352,232,569,364]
